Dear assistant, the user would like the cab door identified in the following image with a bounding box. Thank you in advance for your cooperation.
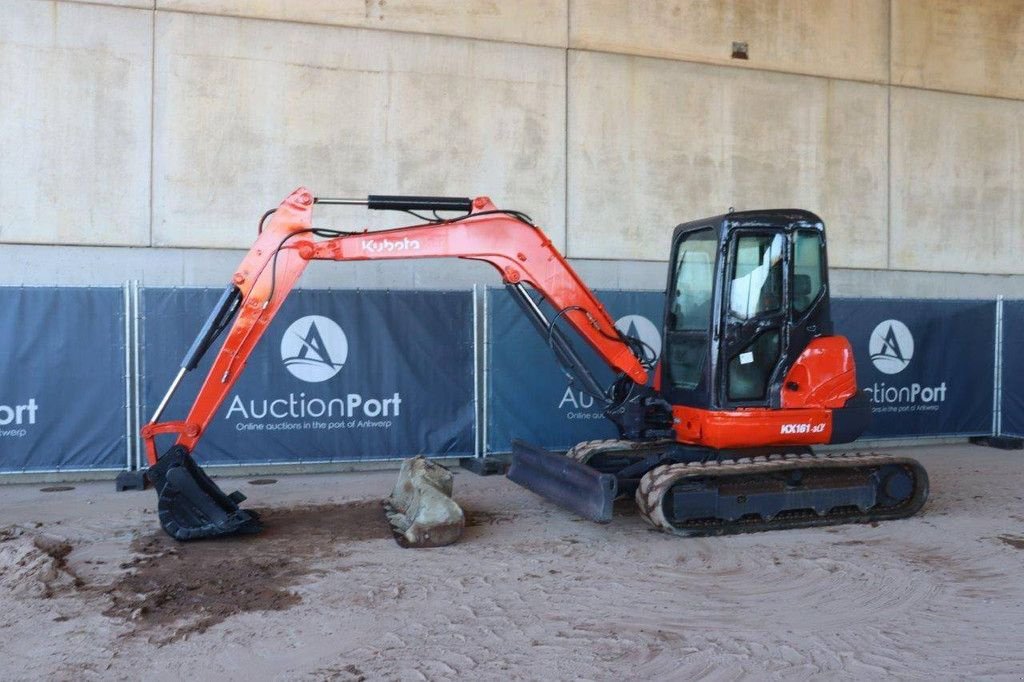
[661,226,718,409]
[718,230,789,408]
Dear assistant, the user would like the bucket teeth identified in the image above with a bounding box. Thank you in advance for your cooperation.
[147,446,262,541]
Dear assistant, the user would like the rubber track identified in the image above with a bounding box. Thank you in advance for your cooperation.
[566,438,675,466]
[635,452,929,537]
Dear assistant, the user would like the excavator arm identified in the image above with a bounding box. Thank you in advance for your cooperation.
[141,187,651,539]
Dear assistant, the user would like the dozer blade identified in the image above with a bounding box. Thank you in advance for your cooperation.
[507,439,617,523]
[147,445,262,541]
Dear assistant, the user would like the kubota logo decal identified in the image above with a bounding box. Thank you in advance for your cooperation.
[361,237,421,253]
[869,319,914,375]
[280,316,348,383]
[614,314,662,362]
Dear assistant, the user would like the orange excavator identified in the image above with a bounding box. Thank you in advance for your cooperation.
[142,188,928,540]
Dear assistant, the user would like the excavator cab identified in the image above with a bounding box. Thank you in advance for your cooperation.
[652,211,873,451]
[665,211,834,409]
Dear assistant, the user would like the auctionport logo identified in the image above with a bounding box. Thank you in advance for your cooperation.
[864,317,947,409]
[869,319,914,375]
[280,316,348,382]
[0,398,37,438]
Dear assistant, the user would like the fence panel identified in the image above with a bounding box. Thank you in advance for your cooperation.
[833,298,995,438]
[0,287,127,472]
[1000,300,1024,438]
[486,288,664,453]
[486,293,996,452]
[141,288,474,464]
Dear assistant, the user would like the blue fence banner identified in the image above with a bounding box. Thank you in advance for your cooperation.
[1001,300,1024,438]
[142,288,474,464]
[486,291,996,452]
[0,287,127,472]
[833,299,995,438]
[486,287,664,453]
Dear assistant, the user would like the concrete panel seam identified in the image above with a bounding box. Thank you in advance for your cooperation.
[886,0,892,269]
[566,45,1024,103]
[150,6,564,50]
[149,6,155,247]
[46,0,155,10]
[565,45,888,88]
[564,0,571,255]
[886,84,892,269]
[889,82,1024,105]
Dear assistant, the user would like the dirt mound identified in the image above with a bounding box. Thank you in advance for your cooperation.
[104,500,390,641]
[0,526,82,598]
[998,534,1024,550]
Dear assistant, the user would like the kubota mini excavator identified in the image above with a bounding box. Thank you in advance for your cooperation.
[142,188,928,540]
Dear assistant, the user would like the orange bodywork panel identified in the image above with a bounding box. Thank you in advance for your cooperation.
[780,336,858,409]
[671,336,858,449]
[672,404,833,449]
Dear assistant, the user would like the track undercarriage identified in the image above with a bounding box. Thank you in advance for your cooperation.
[509,439,929,536]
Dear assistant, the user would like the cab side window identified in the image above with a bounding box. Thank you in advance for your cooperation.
[793,231,824,313]
[728,233,785,320]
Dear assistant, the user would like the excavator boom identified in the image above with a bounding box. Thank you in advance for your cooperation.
[142,188,652,539]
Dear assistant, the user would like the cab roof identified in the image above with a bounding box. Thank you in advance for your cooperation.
[672,209,824,241]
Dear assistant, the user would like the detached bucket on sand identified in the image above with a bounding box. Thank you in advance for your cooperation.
[386,457,464,548]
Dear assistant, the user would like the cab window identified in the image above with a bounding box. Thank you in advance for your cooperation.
[793,230,824,313]
[728,233,785,320]
[667,228,716,391]
[670,229,716,332]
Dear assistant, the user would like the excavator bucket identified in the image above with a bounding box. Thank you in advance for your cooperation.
[507,439,617,523]
[386,456,465,547]
[147,446,262,541]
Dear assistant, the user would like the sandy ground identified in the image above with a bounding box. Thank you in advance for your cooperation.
[1,443,1024,681]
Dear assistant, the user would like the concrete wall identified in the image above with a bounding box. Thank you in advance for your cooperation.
[2,0,1024,296]
[0,2,151,246]
[566,51,889,269]
[151,11,566,249]
[570,0,889,83]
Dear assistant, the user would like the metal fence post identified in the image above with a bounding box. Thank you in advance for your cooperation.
[995,295,1004,436]
[122,282,134,470]
[472,284,481,458]
[482,287,489,456]
[132,280,143,469]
